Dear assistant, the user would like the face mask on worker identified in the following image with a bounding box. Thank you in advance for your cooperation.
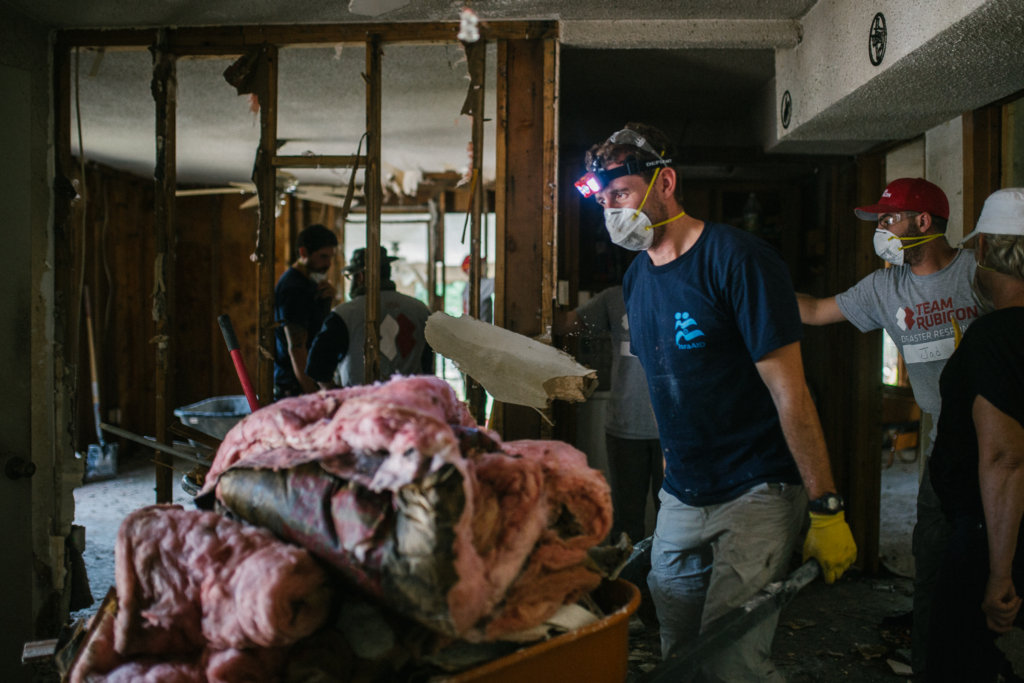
[309,271,327,283]
[872,228,943,266]
[605,207,657,251]
[602,169,685,251]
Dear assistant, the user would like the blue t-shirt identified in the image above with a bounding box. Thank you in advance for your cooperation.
[623,222,803,505]
[273,267,329,386]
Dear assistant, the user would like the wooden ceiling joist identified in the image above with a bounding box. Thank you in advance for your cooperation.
[272,154,365,169]
[56,20,557,52]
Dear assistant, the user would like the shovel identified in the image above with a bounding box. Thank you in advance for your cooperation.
[83,287,117,482]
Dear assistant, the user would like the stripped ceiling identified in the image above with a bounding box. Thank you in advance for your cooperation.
[6,0,1024,194]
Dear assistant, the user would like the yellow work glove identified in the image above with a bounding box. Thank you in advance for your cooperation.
[802,510,857,584]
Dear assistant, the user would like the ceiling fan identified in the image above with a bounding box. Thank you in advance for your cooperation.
[175,173,359,210]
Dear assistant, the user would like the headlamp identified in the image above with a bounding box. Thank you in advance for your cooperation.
[574,157,672,198]
[575,128,672,198]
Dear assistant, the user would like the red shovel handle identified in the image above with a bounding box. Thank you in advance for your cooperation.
[218,314,260,412]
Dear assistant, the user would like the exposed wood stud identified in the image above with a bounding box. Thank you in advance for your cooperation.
[963,105,1002,231]
[151,32,177,502]
[463,37,487,423]
[363,35,383,384]
[251,44,279,405]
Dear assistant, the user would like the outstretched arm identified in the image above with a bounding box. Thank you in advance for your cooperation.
[977,394,1024,633]
[796,293,847,326]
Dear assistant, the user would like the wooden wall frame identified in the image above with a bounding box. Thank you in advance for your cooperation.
[53,21,561,493]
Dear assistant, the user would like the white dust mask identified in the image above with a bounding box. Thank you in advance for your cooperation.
[873,227,943,266]
[604,207,655,251]
[873,229,905,266]
[309,271,327,283]
[600,167,686,251]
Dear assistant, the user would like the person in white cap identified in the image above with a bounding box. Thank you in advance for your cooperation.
[926,187,1024,682]
[797,177,980,676]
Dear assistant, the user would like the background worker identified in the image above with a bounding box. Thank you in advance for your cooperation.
[273,223,338,399]
[579,122,856,681]
[306,246,433,389]
[556,284,663,544]
[927,187,1024,682]
[797,177,978,675]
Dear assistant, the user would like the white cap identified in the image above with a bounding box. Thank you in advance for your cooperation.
[960,187,1024,245]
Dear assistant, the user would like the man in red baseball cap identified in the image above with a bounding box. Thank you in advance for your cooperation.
[797,176,980,677]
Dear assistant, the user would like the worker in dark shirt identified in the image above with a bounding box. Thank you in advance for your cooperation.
[273,224,338,399]
[927,188,1024,682]
[306,246,433,388]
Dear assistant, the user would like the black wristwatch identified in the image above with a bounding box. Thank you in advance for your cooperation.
[808,492,845,515]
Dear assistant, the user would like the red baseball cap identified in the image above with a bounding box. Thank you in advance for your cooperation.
[854,177,949,221]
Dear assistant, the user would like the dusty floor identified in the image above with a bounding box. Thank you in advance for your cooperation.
[69,450,923,681]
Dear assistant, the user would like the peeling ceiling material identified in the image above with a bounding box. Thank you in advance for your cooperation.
[11,1,819,29]
[71,43,495,187]
[13,0,1024,192]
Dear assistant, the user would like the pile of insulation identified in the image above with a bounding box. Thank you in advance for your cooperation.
[67,375,617,681]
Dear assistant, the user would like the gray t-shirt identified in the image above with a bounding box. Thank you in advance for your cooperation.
[835,249,979,418]
[576,285,659,439]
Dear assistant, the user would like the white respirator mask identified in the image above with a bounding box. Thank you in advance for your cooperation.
[602,167,686,251]
[872,229,905,266]
[604,207,656,251]
[873,228,943,266]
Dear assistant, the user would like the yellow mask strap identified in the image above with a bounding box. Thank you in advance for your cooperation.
[892,233,943,251]
[648,209,687,230]
[632,167,662,218]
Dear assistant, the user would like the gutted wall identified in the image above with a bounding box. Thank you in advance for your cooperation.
[0,6,68,681]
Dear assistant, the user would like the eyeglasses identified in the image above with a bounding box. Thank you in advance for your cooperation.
[878,212,918,228]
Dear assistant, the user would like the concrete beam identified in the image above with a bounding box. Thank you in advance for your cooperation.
[769,0,1024,152]
[561,19,801,49]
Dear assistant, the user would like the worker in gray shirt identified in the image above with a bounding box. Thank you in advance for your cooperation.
[307,246,433,389]
[798,177,979,677]
[558,285,663,544]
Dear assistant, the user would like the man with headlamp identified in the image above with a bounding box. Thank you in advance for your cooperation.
[578,123,856,680]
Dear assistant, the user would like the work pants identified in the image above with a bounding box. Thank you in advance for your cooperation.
[648,483,806,682]
[911,462,951,674]
[926,515,1024,682]
[605,433,663,544]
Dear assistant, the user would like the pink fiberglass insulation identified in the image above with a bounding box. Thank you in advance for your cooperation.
[101,659,204,683]
[483,440,613,637]
[202,375,612,641]
[114,505,332,657]
[501,439,613,551]
[68,598,122,683]
[76,647,287,683]
[203,375,478,490]
[204,647,288,682]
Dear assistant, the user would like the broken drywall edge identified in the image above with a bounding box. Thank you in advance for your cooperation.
[425,312,597,410]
